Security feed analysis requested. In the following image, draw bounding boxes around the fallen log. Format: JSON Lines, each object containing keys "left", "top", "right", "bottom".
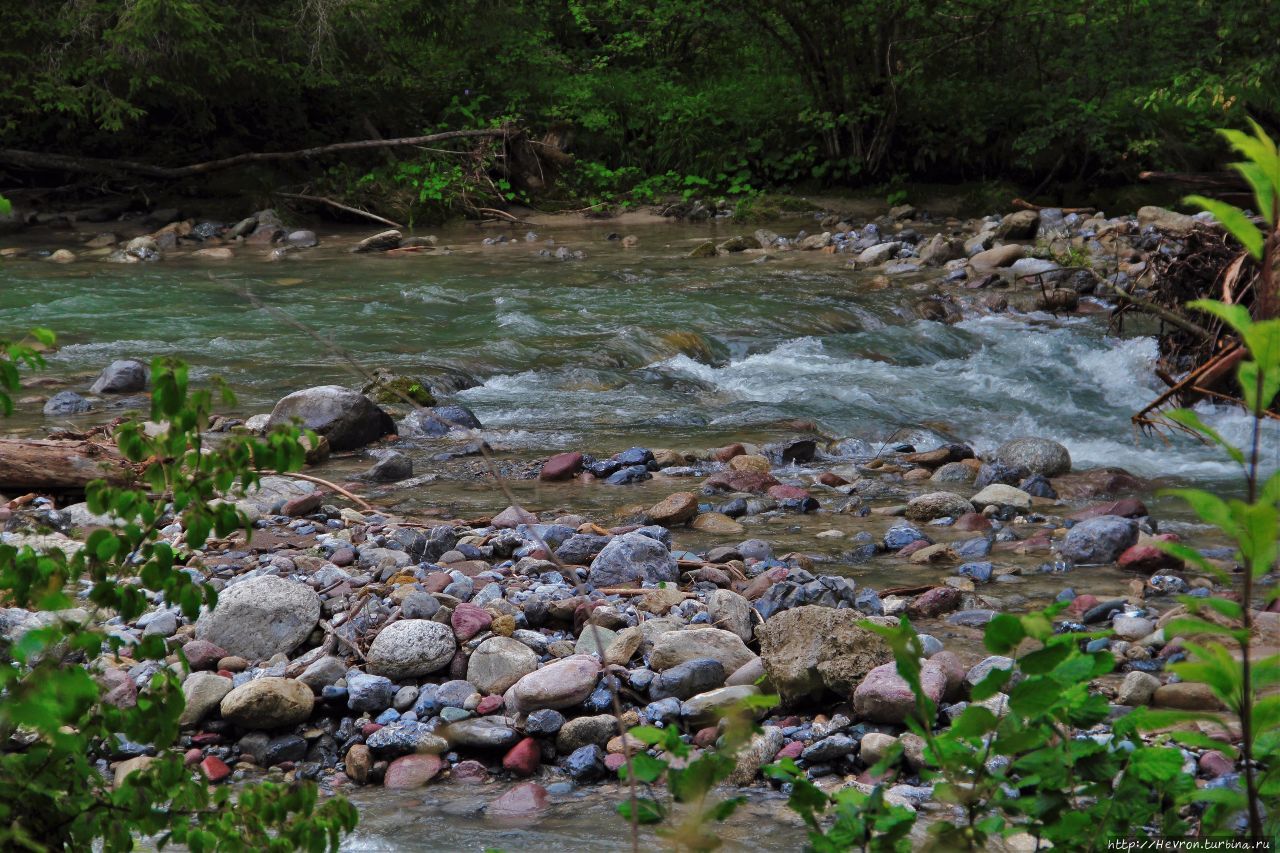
{"left": 0, "top": 438, "right": 135, "bottom": 494}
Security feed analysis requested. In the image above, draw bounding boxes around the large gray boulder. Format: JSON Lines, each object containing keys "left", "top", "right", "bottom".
{"left": 992, "top": 437, "right": 1071, "bottom": 477}
{"left": 266, "top": 385, "right": 394, "bottom": 451}
{"left": 588, "top": 532, "right": 679, "bottom": 587}
{"left": 89, "top": 359, "right": 148, "bottom": 394}
{"left": 366, "top": 619, "right": 456, "bottom": 680}
{"left": 195, "top": 575, "right": 320, "bottom": 661}
{"left": 1060, "top": 515, "right": 1138, "bottom": 564}
{"left": 758, "top": 606, "right": 894, "bottom": 703}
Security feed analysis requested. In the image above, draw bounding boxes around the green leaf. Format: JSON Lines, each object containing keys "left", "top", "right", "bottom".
{"left": 1128, "top": 747, "right": 1184, "bottom": 783}
{"left": 620, "top": 752, "right": 666, "bottom": 784}
{"left": 615, "top": 797, "right": 664, "bottom": 825}
{"left": 983, "top": 613, "right": 1025, "bottom": 655}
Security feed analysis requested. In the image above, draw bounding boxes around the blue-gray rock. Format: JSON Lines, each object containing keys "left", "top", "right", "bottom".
{"left": 588, "top": 532, "right": 679, "bottom": 587}
{"left": 267, "top": 385, "right": 394, "bottom": 452}
{"left": 1060, "top": 515, "right": 1138, "bottom": 564}
{"left": 524, "top": 708, "right": 566, "bottom": 736}
{"left": 605, "top": 465, "right": 651, "bottom": 485}
{"left": 992, "top": 437, "right": 1071, "bottom": 477}
{"left": 347, "top": 673, "right": 396, "bottom": 712}
{"left": 401, "top": 592, "right": 440, "bottom": 620}
{"left": 90, "top": 359, "right": 148, "bottom": 394}
{"left": 974, "top": 462, "right": 1029, "bottom": 489}
{"left": 43, "top": 390, "right": 93, "bottom": 416}
{"left": 854, "top": 588, "right": 884, "bottom": 616}
{"left": 649, "top": 658, "right": 726, "bottom": 701}
{"left": 555, "top": 534, "right": 612, "bottom": 565}
{"left": 436, "top": 679, "right": 478, "bottom": 709}
{"left": 957, "top": 562, "right": 993, "bottom": 583}
{"left": 947, "top": 609, "right": 997, "bottom": 627}
{"left": 412, "top": 683, "right": 441, "bottom": 717}
{"left": 883, "top": 524, "right": 929, "bottom": 550}
{"left": 953, "top": 537, "right": 992, "bottom": 558}
{"left": 442, "top": 716, "right": 520, "bottom": 749}
{"left": 801, "top": 733, "right": 858, "bottom": 763}
{"left": 362, "top": 449, "right": 411, "bottom": 482}
{"left": 643, "top": 697, "right": 682, "bottom": 724}
{"left": 614, "top": 447, "right": 654, "bottom": 466}
{"left": 366, "top": 720, "right": 448, "bottom": 757}
{"left": 565, "top": 744, "right": 607, "bottom": 782}
{"left": 1019, "top": 474, "right": 1057, "bottom": 498}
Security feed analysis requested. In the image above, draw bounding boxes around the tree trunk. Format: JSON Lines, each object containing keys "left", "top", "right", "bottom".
{"left": 0, "top": 439, "right": 135, "bottom": 494}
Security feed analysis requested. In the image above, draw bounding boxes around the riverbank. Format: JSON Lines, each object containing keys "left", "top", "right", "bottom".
{"left": 1, "top": 202, "right": 1274, "bottom": 848}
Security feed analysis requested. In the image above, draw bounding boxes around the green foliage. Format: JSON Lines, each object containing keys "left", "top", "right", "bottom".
{"left": 0, "top": 351, "right": 357, "bottom": 850}
{"left": 765, "top": 760, "right": 915, "bottom": 852}
{"left": 0, "top": 327, "right": 54, "bottom": 416}
{"left": 0, "top": 193, "right": 10, "bottom": 216}
{"left": 615, "top": 694, "right": 778, "bottom": 850}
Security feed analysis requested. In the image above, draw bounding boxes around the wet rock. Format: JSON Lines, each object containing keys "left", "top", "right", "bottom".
{"left": 267, "top": 385, "right": 393, "bottom": 451}
{"left": 90, "top": 359, "right": 149, "bottom": 394}
{"left": 219, "top": 677, "right": 313, "bottom": 728}
{"left": 853, "top": 662, "right": 946, "bottom": 723}
{"left": 43, "top": 391, "right": 93, "bottom": 416}
{"left": 970, "top": 484, "right": 1032, "bottom": 513}
{"left": 905, "top": 492, "right": 973, "bottom": 522}
{"left": 565, "top": 744, "right": 606, "bottom": 782}
{"left": 907, "top": 586, "right": 962, "bottom": 618}
{"left": 884, "top": 524, "right": 929, "bottom": 550}
{"left": 384, "top": 753, "right": 444, "bottom": 788}
{"left": 539, "top": 452, "right": 584, "bottom": 481}
{"left": 352, "top": 229, "right": 402, "bottom": 253}
{"left": 589, "top": 532, "right": 679, "bottom": 587}
{"left": 503, "top": 737, "right": 542, "bottom": 776}
{"left": 365, "top": 721, "right": 448, "bottom": 757}
{"left": 802, "top": 733, "right": 858, "bottom": 763}
{"left": 649, "top": 627, "right": 755, "bottom": 675}
{"left": 366, "top": 619, "right": 457, "bottom": 680}
{"left": 443, "top": 716, "right": 521, "bottom": 749}
{"left": 194, "top": 575, "right": 320, "bottom": 661}
{"left": 1060, "top": 515, "right": 1138, "bottom": 564}
{"left": 690, "top": 513, "right": 745, "bottom": 534}
{"left": 970, "top": 244, "right": 1025, "bottom": 272}
{"left": 645, "top": 492, "right": 699, "bottom": 526}
{"left": 758, "top": 606, "right": 893, "bottom": 703}
{"left": 992, "top": 437, "right": 1071, "bottom": 477}
{"left": 362, "top": 449, "right": 411, "bottom": 482}
{"left": 556, "top": 714, "right": 617, "bottom": 753}
{"left": 505, "top": 655, "right": 601, "bottom": 713}
{"left": 488, "top": 781, "right": 549, "bottom": 820}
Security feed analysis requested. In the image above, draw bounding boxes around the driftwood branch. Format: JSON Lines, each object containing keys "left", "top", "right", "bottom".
{"left": 0, "top": 128, "right": 510, "bottom": 180}
{"left": 0, "top": 438, "right": 136, "bottom": 493}
{"left": 260, "top": 470, "right": 375, "bottom": 512}
{"left": 274, "top": 192, "right": 403, "bottom": 229}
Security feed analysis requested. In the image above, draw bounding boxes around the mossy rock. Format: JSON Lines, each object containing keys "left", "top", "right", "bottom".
{"left": 362, "top": 371, "right": 436, "bottom": 407}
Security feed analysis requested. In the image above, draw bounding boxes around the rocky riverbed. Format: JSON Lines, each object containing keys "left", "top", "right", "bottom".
{"left": 1, "top": 200, "right": 1275, "bottom": 847}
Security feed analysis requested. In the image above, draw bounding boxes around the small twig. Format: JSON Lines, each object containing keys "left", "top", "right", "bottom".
{"left": 319, "top": 619, "right": 365, "bottom": 661}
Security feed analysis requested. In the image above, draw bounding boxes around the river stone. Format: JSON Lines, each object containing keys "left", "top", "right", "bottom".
{"left": 706, "top": 589, "right": 754, "bottom": 642}
{"left": 384, "top": 754, "right": 445, "bottom": 789}
{"left": 996, "top": 209, "right": 1039, "bottom": 239}
{"left": 649, "top": 658, "right": 726, "bottom": 701}
{"left": 992, "top": 437, "right": 1071, "bottom": 477}
{"left": 90, "top": 359, "right": 148, "bottom": 394}
{"left": 853, "top": 662, "right": 946, "bottom": 723}
{"left": 366, "top": 620, "right": 456, "bottom": 680}
{"left": 43, "top": 390, "right": 93, "bottom": 416}
{"left": 1060, "top": 515, "right": 1138, "bottom": 564}
{"left": 970, "top": 243, "right": 1024, "bottom": 271}
{"left": 505, "top": 655, "right": 601, "bottom": 713}
{"left": 468, "top": 637, "right": 539, "bottom": 695}
{"left": 219, "top": 677, "right": 313, "bottom": 728}
{"left": 194, "top": 575, "right": 320, "bottom": 661}
{"left": 970, "top": 483, "right": 1032, "bottom": 512}
{"left": 905, "top": 492, "right": 974, "bottom": 522}
{"left": 682, "top": 684, "right": 762, "bottom": 726}
{"left": 266, "top": 385, "right": 394, "bottom": 451}
{"left": 352, "top": 229, "right": 402, "bottom": 253}
{"left": 645, "top": 492, "right": 699, "bottom": 526}
{"left": 365, "top": 721, "right": 449, "bottom": 757}
{"left": 539, "top": 452, "right": 583, "bottom": 481}
{"left": 758, "top": 606, "right": 894, "bottom": 703}
{"left": 443, "top": 716, "right": 521, "bottom": 749}
{"left": 690, "top": 512, "right": 745, "bottom": 534}
{"left": 298, "top": 655, "right": 347, "bottom": 690}
{"left": 555, "top": 714, "right": 616, "bottom": 753}
{"left": 728, "top": 725, "right": 785, "bottom": 785}
{"left": 347, "top": 673, "right": 396, "bottom": 712}
{"left": 588, "top": 532, "right": 679, "bottom": 587}
{"left": 488, "top": 781, "right": 550, "bottom": 820}
{"left": 649, "top": 627, "right": 755, "bottom": 674}
{"left": 1153, "top": 681, "right": 1224, "bottom": 711}
{"left": 1117, "top": 670, "right": 1161, "bottom": 706}
{"left": 1137, "top": 206, "right": 1199, "bottom": 235}
{"left": 179, "top": 672, "right": 232, "bottom": 726}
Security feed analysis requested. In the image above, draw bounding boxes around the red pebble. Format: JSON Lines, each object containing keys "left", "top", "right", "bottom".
{"left": 693, "top": 727, "right": 719, "bottom": 748}
{"left": 776, "top": 741, "right": 804, "bottom": 759}
{"left": 502, "top": 737, "right": 541, "bottom": 777}
{"left": 476, "top": 694, "right": 505, "bottom": 715}
{"left": 604, "top": 753, "right": 628, "bottom": 772}
{"left": 361, "top": 722, "right": 384, "bottom": 737}
{"left": 200, "top": 756, "right": 231, "bottom": 783}
{"left": 184, "top": 748, "right": 203, "bottom": 765}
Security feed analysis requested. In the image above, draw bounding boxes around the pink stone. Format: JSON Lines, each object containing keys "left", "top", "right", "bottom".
{"left": 101, "top": 670, "right": 137, "bottom": 709}
{"left": 502, "top": 737, "right": 541, "bottom": 777}
{"left": 185, "top": 748, "right": 203, "bottom": 765}
{"left": 1067, "top": 594, "right": 1100, "bottom": 617}
{"left": 776, "top": 741, "right": 804, "bottom": 759}
{"left": 491, "top": 505, "right": 538, "bottom": 529}
{"left": 451, "top": 603, "right": 493, "bottom": 641}
{"left": 200, "top": 755, "right": 231, "bottom": 782}
{"left": 1198, "top": 751, "right": 1234, "bottom": 779}
{"left": 282, "top": 492, "right": 323, "bottom": 517}
{"left": 1070, "top": 498, "right": 1148, "bottom": 521}
{"left": 384, "top": 754, "right": 444, "bottom": 789}
{"left": 702, "top": 471, "right": 780, "bottom": 494}
{"left": 1118, "top": 544, "right": 1181, "bottom": 571}
{"left": 190, "top": 732, "right": 223, "bottom": 746}
{"left": 539, "top": 452, "right": 584, "bottom": 482}
{"left": 767, "top": 484, "right": 811, "bottom": 502}
{"left": 361, "top": 722, "right": 383, "bottom": 737}
{"left": 952, "top": 512, "right": 992, "bottom": 532}
{"left": 424, "top": 572, "right": 452, "bottom": 593}
{"left": 693, "top": 726, "right": 719, "bottom": 748}
{"left": 897, "top": 540, "right": 930, "bottom": 558}
{"left": 477, "top": 694, "right": 505, "bottom": 715}
{"left": 908, "top": 586, "right": 961, "bottom": 618}
{"left": 452, "top": 759, "right": 489, "bottom": 784}
{"left": 182, "top": 639, "right": 229, "bottom": 671}
{"left": 853, "top": 662, "right": 947, "bottom": 724}
{"left": 488, "top": 782, "right": 549, "bottom": 821}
